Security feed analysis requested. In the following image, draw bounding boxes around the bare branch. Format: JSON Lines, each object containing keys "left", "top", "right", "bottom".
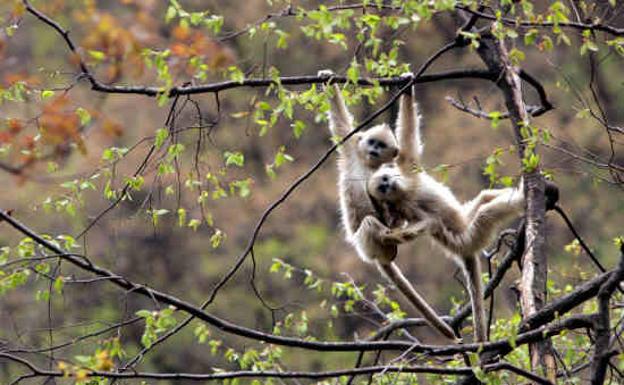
{"left": 457, "top": 5, "right": 624, "bottom": 36}
{"left": 553, "top": 205, "right": 607, "bottom": 273}
{"left": 0, "top": 351, "right": 554, "bottom": 384}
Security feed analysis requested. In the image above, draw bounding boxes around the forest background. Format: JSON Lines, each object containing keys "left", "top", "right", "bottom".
{"left": 0, "top": 1, "right": 623, "bottom": 384}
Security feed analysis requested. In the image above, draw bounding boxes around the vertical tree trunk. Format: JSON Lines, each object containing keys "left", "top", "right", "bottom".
{"left": 475, "top": 35, "right": 557, "bottom": 383}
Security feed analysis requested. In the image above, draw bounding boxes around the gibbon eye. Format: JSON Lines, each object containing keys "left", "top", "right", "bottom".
{"left": 378, "top": 142, "right": 386, "bottom": 149}
{"left": 367, "top": 138, "right": 376, "bottom": 146}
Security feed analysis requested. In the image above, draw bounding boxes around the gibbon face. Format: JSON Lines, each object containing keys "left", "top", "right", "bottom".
{"left": 367, "top": 163, "right": 405, "bottom": 201}
{"left": 355, "top": 124, "right": 399, "bottom": 168}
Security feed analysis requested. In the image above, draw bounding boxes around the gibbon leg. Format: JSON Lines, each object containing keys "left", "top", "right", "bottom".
{"left": 461, "top": 254, "right": 487, "bottom": 343}
{"left": 461, "top": 188, "right": 525, "bottom": 255}
{"left": 377, "top": 261, "right": 459, "bottom": 342}
{"left": 462, "top": 189, "right": 511, "bottom": 221}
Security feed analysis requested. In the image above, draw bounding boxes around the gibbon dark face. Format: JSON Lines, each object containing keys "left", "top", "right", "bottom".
{"left": 367, "top": 164, "right": 404, "bottom": 201}
{"left": 356, "top": 124, "right": 398, "bottom": 168}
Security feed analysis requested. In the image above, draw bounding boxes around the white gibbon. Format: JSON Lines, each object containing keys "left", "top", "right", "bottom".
{"left": 319, "top": 70, "right": 458, "bottom": 341}
{"left": 367, "top": 86, "right": 525, "bottom": 343}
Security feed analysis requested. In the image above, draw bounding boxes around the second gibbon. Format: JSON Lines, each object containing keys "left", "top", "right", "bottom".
{"left": 367, "top": 86, "right": 525, "bottom": 342}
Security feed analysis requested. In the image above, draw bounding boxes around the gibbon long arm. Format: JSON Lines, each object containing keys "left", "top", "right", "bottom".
{"left": 326, "top": 82, "right": 353, "bottom": 139}
{"left": 396, "top": 83, "right": 424, "bottom": 171}
{"left": 378, "top": 261, "right": 458, "bottom": 340}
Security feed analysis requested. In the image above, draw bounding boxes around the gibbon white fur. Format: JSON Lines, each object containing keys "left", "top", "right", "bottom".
{"left": 319, "top": 70, "right": 458, "bottom": 341}
{"left": 367, "top": 86, "right": 525, "bottom": 343}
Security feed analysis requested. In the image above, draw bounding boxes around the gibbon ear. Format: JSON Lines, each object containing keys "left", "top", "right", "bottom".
{"left": 353, "top": 132, "right": 363, "bottom": 141}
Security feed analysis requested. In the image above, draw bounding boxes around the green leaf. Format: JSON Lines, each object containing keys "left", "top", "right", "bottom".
{"left": 204, "top": 15, "right": 224, "bottom": 34}
{"left": 347, "top": 59, "right": 360, "bottom": 83}
{"left": 190, "top": 12, "right": 204, "bottom": 26}
{"left": 540, "top": 36, "right": 554, "bottom": 51}
{"left": 165, "top": 5, "right": 177, "bottom": 23}
{"left": 136, "top": 309, "right": 153, "bottom": 318}
{"left": 177, "top": 208, "right": 186, "bottom": 227}
{"left": 270, "top": 259, "right": 282, "bottom": 273}
{"left": 5, "top": 25, "right": 18, "bottom": 37}
{"left": 210, "top": 229, "right": 225, "bottom": 248}
{"left": 522, "top": 152, "right": 540, "bottom": 172}
{"left": 167, "top": 143, "right": 185, "bottom": 159}
{"left": 88, "top": 50, "right": 105, "bottom": 61}
{"left": 75, "top": 108, "right": 92, "bottom": 126}
{"left": 274, "top": 146, "right": 293, "bottom": 167}
{"left": 227, "top": 66, "right": 245, "bottom": 84}
{"left": 125, "top": 175, "right": 144, "bottom": 191}
{"left": 230, "top": 179, "right": 252, "bottom": 198}
{"left": 47, "top": 161, "right": 58, "bottom": 173}
{"left": 488, "top": 111, "right": 502, "bottom": 129}
{"left": 223, "top": 151, "right": 244, "bottom": 167}
{"left": 291, "top": 120, "right": 306, "bottom": 139}
{"left": 154, "top": 128, "right": 168, "bottom": 149}
{"left": 150, "top": 209, "right": 169, "bottom": 225}
{"left": 524, "top": 29, "right": 539, "bottom": 46}
{"left": 157, "top": 92, "right": 170, "bottom": 107}
{"left": 275, "top": 29, "right": 289, "bottom": 49}
{"left": 508, "top": 48, "right": 525, "bottom": 65}
{"left": 188, "top": 219, "right": 201, "bottom": 231}
{"left": 41, "top": 90, "right": 55, "bottom": 99}
{"left": 54, "top": 277, "right": 64, "bottom": 293}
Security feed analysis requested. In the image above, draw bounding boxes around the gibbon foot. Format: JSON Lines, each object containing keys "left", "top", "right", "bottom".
{"left": 381, "top": 230, "right": 414, "bottom": 245}
{"left": 380, "top": 220, "right": 431, "bottom": 245}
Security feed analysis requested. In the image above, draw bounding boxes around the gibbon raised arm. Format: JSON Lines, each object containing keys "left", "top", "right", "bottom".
{"left": 395, "top": 85, "right": 424, "bottom": 171}
{"left": 367, "top": 86, "right": 525, "bottom": 343}
{"left": 319, "top": 70, "right": 458, "bottom": 341}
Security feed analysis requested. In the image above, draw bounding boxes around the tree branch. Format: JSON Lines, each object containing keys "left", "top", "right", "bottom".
{"left": 554, "top": 205, "right": 607, "bottom": 273}
{"left": 456, "top": 5, "right": 624, "bottom": 36}
{"left": 590, "top": 245, "right": 624, "bottom": 384}
{"left": 0, "top": 210, "right": 607, "bottom": 357}
{"left": 21, "top": 0, "right": 495, "bottom": 97}
{"left": 0, "top": 351, "right": 554, "bottom": 384}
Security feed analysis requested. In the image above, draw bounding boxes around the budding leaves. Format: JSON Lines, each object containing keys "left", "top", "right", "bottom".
{"left": 224, "top": 151, "right": 244, "bottom": 167}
